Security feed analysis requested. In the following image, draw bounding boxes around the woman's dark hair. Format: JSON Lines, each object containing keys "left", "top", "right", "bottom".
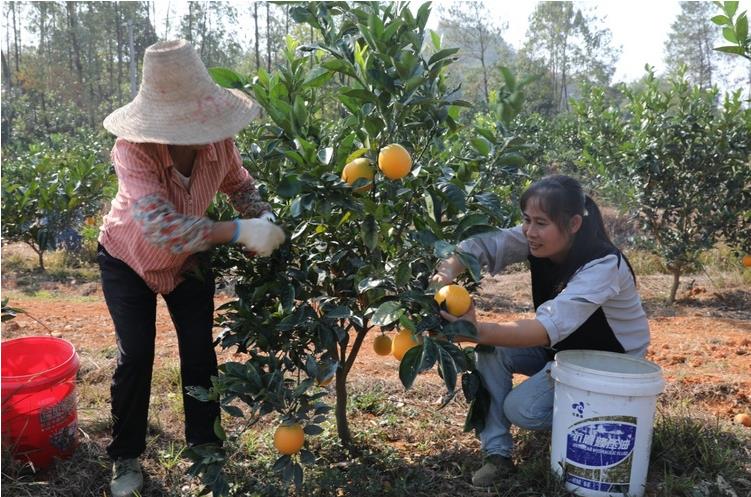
{"left": 520, "top": 174, "right": 636, "bottom": 285}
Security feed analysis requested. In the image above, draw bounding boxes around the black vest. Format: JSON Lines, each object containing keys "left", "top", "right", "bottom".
{"left": 530, "top": 250, "right": 625, "bottom": 354}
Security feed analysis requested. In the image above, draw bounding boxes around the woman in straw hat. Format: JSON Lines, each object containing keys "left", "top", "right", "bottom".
{"left": 98, "top": 39, "right": 285, "bottom": 497}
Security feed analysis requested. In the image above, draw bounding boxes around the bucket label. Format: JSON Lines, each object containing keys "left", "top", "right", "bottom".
{"left": 49, "top": 420, "right": 77, "bottom": 452}
{"left": 39, "top": 390, "right": 76, "bottom": 431}
{"left": 564, "top": 415, "right": 637, "bottom": 493}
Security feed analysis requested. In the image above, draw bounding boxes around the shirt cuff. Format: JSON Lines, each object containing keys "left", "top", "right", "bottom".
{"left": 536, "top": 314, "right": 560, "bottom": 347}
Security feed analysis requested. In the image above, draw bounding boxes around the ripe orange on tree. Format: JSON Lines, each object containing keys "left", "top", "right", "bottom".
{"left": 742, "top": 255, "right": 751, "bottom": 268}
{"left": 391, "top": 329, "right": 420, "bottom": 361}
{"left": 434, "top": 284, "right": 472, "bottom": 317}
{"left": 378, "top": 143, "right": 412, "bottom": 180}
{"left": 273, "top": 423, "right": 305, "bottom": 455}
{"left": 373, "top": 334, "right": 392, "bottom": 356}
{"left": 341, "top": 157, "right": 374, "bottom": 192}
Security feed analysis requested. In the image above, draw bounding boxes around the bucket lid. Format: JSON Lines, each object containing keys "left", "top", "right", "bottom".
{"left": 1, "top": 336, "right": 80, "bottom": 397}
{"left": 550, "top": 350, "right": 664, "bottom": 396}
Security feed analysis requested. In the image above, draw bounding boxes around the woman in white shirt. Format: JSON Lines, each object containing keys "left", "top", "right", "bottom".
{"left": 433, "top": 174, "right": 649, "bottom": 487}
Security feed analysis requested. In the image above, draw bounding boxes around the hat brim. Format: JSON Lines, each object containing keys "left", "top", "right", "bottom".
{"left": 103, "top": 88, "right": 260, "bottom": 145}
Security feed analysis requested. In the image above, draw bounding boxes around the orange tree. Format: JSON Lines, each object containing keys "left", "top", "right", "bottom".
{"left": 189, "top": 2, "right": 529, "bottom": 493}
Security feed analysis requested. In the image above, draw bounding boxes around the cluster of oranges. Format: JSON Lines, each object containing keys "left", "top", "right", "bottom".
{"left": 341, "top": 143, "right": 413, "bottom": 191}
{"left": 272, "top": 284, "right": 473, "bottom": 455}
{"left": 372, "top": 284, "right": 472, "bottom": 360}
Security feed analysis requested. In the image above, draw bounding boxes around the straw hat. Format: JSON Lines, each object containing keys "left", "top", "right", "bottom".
{"left": 103, "top": 39, "right": 259, "bottom": 145}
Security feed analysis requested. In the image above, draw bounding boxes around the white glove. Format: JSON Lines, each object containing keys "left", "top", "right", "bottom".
{"left": 234, "top": 218, "right": 286, "bottom": 256}
{"left": 258, "top": 211, "right": 277, "bottom": 223}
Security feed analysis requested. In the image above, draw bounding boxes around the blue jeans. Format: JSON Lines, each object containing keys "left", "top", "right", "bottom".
{"left": 476, "top": 346, "right": 555, "bottom": 457}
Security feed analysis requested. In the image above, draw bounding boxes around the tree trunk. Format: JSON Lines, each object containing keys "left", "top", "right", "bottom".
{"left": 66, "top": 2, "right": 84, "bottom": 85}
{"left": 669, "top": 268, "right": 681, "bottom": 304}
{"left": 254, "top": 3, "right": 260, "bottom": 71}
{"left": 1, "top": 50, "right": 11, "bottom": 90}
{"left": 11, "top": 2, "right": 20, "bottom": 72}
{"left": 266, "top": 2, "right": 271, "bottom": 72}
{"left": 188, "top": 3, "right": 194, "bottom": 44}
{"left": 334, "top": 371, "right": 353, "bottom": 449}
{"left": 114, "top": 2, "right": 124, "bottom": 104}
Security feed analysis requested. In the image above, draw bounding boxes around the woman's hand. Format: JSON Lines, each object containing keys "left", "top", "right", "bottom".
{"left": 234, "top": 218, "right": 286, "bottom": 256}
{"left": 430, "top": 255, "right": 465, "bottom": 289}
{"left": 439, "top": 303, "right": 479, "bottom": 343}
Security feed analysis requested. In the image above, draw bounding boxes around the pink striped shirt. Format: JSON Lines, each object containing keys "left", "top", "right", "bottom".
{"left": 99, "top": 138, "right": 270, "bottom": 294}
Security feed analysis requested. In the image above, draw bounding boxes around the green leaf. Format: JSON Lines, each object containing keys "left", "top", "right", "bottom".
{"left": 361, "top": 215, "right": 378, "bottom": 250}
{"left": 470, "top": 137, "right": 492, "bottom": 156}
{"left": 303, "top": 424, "right": 324, "bottom": 435}
{"left": 418, "top": 338, "right": 439, "bottom": 372}
{"left": 497, "top": 152, "right": 526, "bottom": 168}
{"left": 345, "top": 148, "right": 369, "bottom": 164}
{"left": 711, "top": 14, "right": 731, "bottom": 25}
{"left": 735, "top": 13, "right": 748, "bottom": 43}
{"left": 398, "top": 314, "right": 416, "bottom": 333}
{"left": 428, "top": 48, "right": 459, "bottom": 66}
{"left": 277, "top": 175, "right": 302, "bottom": 198}
{"left": 213, "top": 417, "right": 227, "bottom": 441}
{"left": 723, "top": 26, "right": 738, "bottom": 43}
{"left": 430, "top": 29, "right": 441, "bottom": 50}
{"left": 442, "top": 320, "right": 477, "bottom": 339}
{"left": 357, "top": 277, "right": 387, "bottom": 293}
{"left": 499, "top": 66, "right": 516, "bottom": 89}
{"left": 208, "top": 67, "right": 245, "bottom": 89}
{"left": 372, "top": 301, "right": 403, "bottom": 326}
{"left": 341, "top": 88, "right": 379, "bottom": 103}
{"left": 715, "top": 45, "right": 747, "bottom": 55}
{"left": 317, "top": 147, "right": 334, "bottom": 165}
{"left": 322, "top": 59, "right": 356, "bottom": 77}
{"left": 455, "top": 251, "right": 482, "bottom": 282}
{"left": 438, "top": 347, "right": 458, "bottom": 393}
{"left": 399, "top": 344, "right": 423, "bottom": 389}
{"left": 303, "top": 66, "right": 334, "bottom": 88}
{"left": 724, "top": 1, "right": 739, "bottom": 18}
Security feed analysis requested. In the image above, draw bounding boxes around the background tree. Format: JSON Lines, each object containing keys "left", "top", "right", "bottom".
{"left": 517, "top": 2, "right": 619, "bottom": 114}
{"left": 575, "top": 68, "right": 751, "bottom": 303}
{"left": 436, "top": 1, "right": 514, "bottom": 107}
{"left": 665, "top": 1, "right": 726, "bottom": 89}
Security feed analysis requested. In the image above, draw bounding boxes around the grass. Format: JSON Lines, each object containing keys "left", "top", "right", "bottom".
{"left": 3, "top": 363, "right": 749, "bottom": 497}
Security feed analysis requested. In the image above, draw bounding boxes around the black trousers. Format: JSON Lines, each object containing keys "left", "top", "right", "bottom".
{"left": 97, "top": 244, "right": 220, "bottom": 460}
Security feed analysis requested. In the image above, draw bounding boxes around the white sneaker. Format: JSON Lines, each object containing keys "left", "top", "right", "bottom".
{"left": 110, "top": 458, "right": 143, "bottom": 497}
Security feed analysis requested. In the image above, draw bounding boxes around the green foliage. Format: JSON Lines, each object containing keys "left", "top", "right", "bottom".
{"left": 1, "top": 134, "right": 116, "bottom": 270}
{"left": 192, "top": 2, "right": 530, "bottom": 493}
{"left": 575, "top": 67, "right": 751, "bottom": 301}
{"left": 712, "top": 1, "right": 751, "bottom": 59}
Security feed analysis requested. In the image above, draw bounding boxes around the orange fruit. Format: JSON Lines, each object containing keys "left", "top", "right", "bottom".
{"left": 373, "top": 334, "right": 392, "bottom": 356}
{"left": 273, "top": 423, "right": 305, "bottom": 455}
{"left": 734, "top": 413, "right": 751, "bottom": 427}
{"left": 341, "top": 158, "right": 374, "bottom": 192}
{"left": 742, "top": 255, "right": 751, "bottom": 268}
{"left": 434, "top": 284, "right": 472, "bottom": 317}
{"left": 392, "top": 329, "right": 420, "bottom": 361}
{"left": 378, "top": 143, "right": 412, "bottom": 180}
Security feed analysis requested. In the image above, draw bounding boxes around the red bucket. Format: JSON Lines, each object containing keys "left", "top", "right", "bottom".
{"left": 1, "top": 336, "right": 80, "bottom": 469}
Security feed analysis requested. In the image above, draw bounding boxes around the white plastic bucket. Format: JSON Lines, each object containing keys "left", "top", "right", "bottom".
{"left": 550, "top": 350, "right": 665, "bottom": 497}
